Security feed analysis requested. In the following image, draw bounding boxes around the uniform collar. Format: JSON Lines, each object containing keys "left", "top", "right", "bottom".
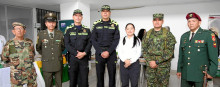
{"left": 47, "top": 29, "right": 55, "bottom": 34}
{"left": 100, "top": 18, "right": 112, "bottom": 24}
{"left": 190, "top": 27, "right": 199, "bottom": 35}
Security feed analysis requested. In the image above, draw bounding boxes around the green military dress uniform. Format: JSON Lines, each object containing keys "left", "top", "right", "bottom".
{"left": 1, "top": 38, "right": 37, "bottom": 87}
{"left": 142, "top": 27, "right": 176, "bottom": 87}
{"left": 177, "top": 28, "right": 218, "bottom": 86}
{"left": 36, "top": 29, "right": 64, "bottom": 87}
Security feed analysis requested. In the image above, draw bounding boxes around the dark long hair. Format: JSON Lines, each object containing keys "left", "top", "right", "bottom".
{"left": 123, "top": 23, "right": 140, "bottom": 48}
{"left": 137, "top": 29, "right": 146, "bottom": 41}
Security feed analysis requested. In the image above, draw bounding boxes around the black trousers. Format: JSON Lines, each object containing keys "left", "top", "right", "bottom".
{"left": 95, "top": 51, "right": 117, "bottom": 87}
{"left": 120, "top": 60, "right": 140, "bottom": 87}
{"left": 68, "top": 55, "right": 89, "bottom": 87}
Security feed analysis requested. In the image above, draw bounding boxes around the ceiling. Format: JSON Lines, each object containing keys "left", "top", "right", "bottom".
{"left": 0, "top": 0, "right": 218, "bottom": 12}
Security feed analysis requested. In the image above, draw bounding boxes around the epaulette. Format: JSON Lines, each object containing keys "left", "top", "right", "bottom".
{"left": 56, "top": 29, "right": 63, "bottom": 34}
{"left": 202, "top": 29, "right": 209, "bottom": 32}
{"left": 93, "top": 19, "right": 102, "bottom": 25}
{"left": 111, "top": 19, "right": 118, "bottom": 26}
{"left": 82, "top": 25, "right": 89, "bottom": 29}
{"left": 92, "top": 19, "right": 102, "bottom": 30}
{"left": 64, "top": 25, "right": 74, "bottom": 34}
{"left": 25, "top": 38, "right": 33, "bottom": 43}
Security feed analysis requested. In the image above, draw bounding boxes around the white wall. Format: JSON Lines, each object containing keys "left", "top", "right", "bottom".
{"left": 60, "top": 1, "right": 90, "bottom": 27}
{"left": 90, "top": 1, "right": 220, "bottom": 70}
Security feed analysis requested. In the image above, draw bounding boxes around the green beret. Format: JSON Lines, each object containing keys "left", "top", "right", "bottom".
{"left": 12, "top": 22, "right": 26, "bottom": 29}
{"left": 101, "top": 5, "right": 110, "bottom": 11}
{"left": 73, "top": 9, "right": 83, "bottom": 15}
{"left": 153, "top": 13, "right": 164, "bottom": 20}
{"left": 44, "top": 13, "right": 57, "bottom": 22}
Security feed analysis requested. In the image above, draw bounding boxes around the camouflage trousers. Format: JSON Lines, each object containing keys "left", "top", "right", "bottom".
{"left": 145, "top": 66, "right": 170, "bottom": 87}
{"left": 11, "top": 82, "right": 37, "bottom": 87}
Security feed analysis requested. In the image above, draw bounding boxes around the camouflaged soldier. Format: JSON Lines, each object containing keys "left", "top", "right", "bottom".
{"left": 1, "top": 22, "right": 37, "bottom": 87}
{"left": 142, "top": 13, "right": 176, "bottom": 87}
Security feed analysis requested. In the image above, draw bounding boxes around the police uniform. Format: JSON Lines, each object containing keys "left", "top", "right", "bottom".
{"left": 64, "top": 9, "right": 92, "bottom": 87}
{"left": 142, "top": 13, "right": 176, "bottom": 87}
{"left": 1, "top": 22, "right": 37, "bottom": 87}
{"left": 91, "top": 5, "right": 120, "bottom": 87}
{"left": 177, "top": 12, "right": 218, "bottom": 87}
{"left": 36, "top": 13, "right": 65, "bottom": 87}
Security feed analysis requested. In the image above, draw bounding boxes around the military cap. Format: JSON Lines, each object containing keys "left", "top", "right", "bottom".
{"left": 101, "top": 5, "right": 110, "bottom": 11}
{"left": 73, "top": 9, "right": 83, "bottom": 15}
{"left": 44, "top": 12, "right": 57, "bottom": 22}
{"left": 153, "top": 13, "right": 164, "bottom": 20}
{"left": 12, "top": 22, "right": 26, "bottom": 29}
{"left": 186, "top": 12, "right": 201, "bottom": 21}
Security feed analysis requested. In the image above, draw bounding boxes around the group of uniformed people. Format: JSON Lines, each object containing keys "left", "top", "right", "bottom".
{"left": 0, "top": 4, "right": 219, "bottom": 87}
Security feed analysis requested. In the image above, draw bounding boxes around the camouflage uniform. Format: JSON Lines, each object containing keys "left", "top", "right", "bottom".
{"left": 142, "top": 27, "right": 176, "bottom": 87}
{"left": 1, "top": 38, "right": 37, "bottom": 87}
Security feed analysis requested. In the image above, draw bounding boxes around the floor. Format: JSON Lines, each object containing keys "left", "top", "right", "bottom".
{"left": 61, "top": 63, "right": 220, "bottom": 87}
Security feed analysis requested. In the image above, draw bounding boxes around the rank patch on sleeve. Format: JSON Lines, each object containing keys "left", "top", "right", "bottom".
{"left": 211, "top": 33, "right": 216, "bottom": 41}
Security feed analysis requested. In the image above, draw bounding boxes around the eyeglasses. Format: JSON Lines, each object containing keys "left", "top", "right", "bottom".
{"left": 14, "top": 27, "right": 25, "bottom": 30}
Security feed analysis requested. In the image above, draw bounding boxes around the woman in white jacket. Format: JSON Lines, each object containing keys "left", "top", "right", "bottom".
{"left": 118, "top": 23, "right": 141, "bottom": 87}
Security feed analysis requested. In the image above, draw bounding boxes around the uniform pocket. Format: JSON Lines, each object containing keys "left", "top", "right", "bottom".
{"left": 9, "top": 45, "right": 17, "bottom": 54}
{"left": 194, "top": 43, "right": 205, "bottom": 55}
{"left": 194, "top": 43, "right": 205, "bottom": 48}
{"left": 9, "top": 54, "right": 20, "bottom": 66}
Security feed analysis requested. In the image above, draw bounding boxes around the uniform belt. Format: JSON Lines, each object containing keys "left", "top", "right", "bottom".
{"left": 101, "top": 47, "right": 109, "bottom": 51}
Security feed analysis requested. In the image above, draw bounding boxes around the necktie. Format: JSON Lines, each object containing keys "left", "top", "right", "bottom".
{"left": 50, "top": 33, "right": 53, "bottom": 39}
{"left": 190, "top": 33, "right": 195, "bottom": 41}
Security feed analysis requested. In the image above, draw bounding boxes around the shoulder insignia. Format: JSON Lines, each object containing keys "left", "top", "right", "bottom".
{"left": 64, "top": 25, "right": 74, "bottom": 34}
{"left": 110, "top": 19, "right": 118, "bottom": 26}
{"left": 211, "top": 33, "right": 216, "bottom": 41}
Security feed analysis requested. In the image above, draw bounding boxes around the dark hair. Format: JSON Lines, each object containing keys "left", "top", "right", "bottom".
{"left": 123, "top": 23, "right": 140, "bottom": 48}
{"left": 137, "top": 29, "right": 146, "bottom": 41}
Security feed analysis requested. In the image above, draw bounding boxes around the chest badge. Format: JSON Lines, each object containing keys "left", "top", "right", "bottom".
{"left": 83, "top": 29, "right": 86, "bottom": 33}
{"left": 42, "top": 39, "right": 48, "bottom": 43}
{"left": 111, "top": 24, "right": 114, "bottom": 27}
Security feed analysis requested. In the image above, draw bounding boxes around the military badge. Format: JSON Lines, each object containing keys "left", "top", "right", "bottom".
{"left": 111, "top": 24, "right": 114, "bottom": 27}
{"left": 42, "top": 39, "right": 48, "bottom": 43}
{"left": 201, "top": 40, "right": 204, "bottom": 43}
{"left": 195, "top": 40, "right": 198, "bottom": 43}
{"left": 198, "top": 40, "right": 201, "bottom": 43}
{"left": 211, "top": 33, "right": 216, "bottom": 41}
{"left": 189, "top": 14, "right": 193, "bottom": 17}
{"left": 83, "top": 29, "right": 86, "bottom": 33}
{"left": 213, "top": 42, "right": 217, "bottom": 48}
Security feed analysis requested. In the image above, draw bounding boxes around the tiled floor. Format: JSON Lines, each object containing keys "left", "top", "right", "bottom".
{"left": 33, "top": 55, "right": 219, "bottom": 87}
{"left": 61, "top": 63, "right": 219, "bottom": 87}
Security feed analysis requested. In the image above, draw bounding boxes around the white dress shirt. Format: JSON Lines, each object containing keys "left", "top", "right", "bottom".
{"left": 117, "top": 36, "right": 141, "bottom": 64}
{"left": 189, "top": 28, "right": 199, "bottom": 40}
{"left": 47, "top": 29, "right": 54, "bottom": 38}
